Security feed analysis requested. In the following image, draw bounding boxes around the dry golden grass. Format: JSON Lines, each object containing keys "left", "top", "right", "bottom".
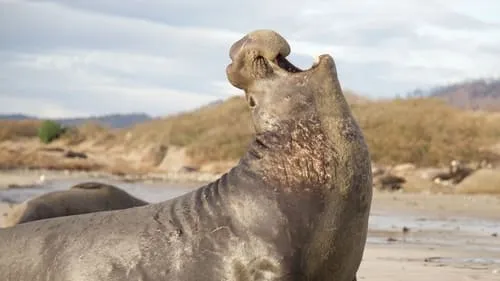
{"left": 59, "top": 121, "right": 117, "bottom": 146}
{"left": 3, "top": 93, "right": 500, "bottom": 169}
{"left": 0, "top": 120, "right": 42, "bottom": 141}
{"left": 121, "top": 96, "right": 254, "bottom": 165}
{"left": 123, "top": 95, "right": 500, "bottom": 167}
{"left": 0, "top": 119, "right": 116, "bottom": 146}
{"left": 0, "top": 148, "right": 102, "bottom": 171}
{"left": 351, "top": 97, "right": 500, "bottom": 166}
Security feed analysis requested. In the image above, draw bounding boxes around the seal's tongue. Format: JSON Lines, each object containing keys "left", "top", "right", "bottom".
{"left": 229, "top": 29, "right": 291, "bottom": 62}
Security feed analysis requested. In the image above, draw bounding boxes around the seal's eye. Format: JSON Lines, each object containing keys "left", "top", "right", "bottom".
{"left": 248, "top": 96, "right": 257, "bottom": 108}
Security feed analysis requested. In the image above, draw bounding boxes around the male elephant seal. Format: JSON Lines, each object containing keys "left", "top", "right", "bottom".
{"left": 0, "top": 30, "right": 372, "bottom": 281}
{"left": 1, "top": 182, "right": 148, "bottom": 228}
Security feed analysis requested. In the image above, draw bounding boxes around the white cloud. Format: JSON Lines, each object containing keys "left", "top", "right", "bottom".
{"left": 209, "top": 81, "right": 241, "bottom": 98}
{"left": 0, "top": 50, "right": 225, "bottom": 117}
{"left": 0, "top": 95, "right": 89, "bottom": 118}
{"left": 85, "top": 85, "right": 223, "bottom": 116}
{"left": 0, "top": 0, "right": 499, "bottom": 117}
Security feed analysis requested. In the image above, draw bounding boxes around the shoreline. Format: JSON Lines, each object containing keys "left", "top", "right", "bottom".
{"left": 0, "top": 168, "right": 219, "bottom": 190}
{"left": 2, "top": 167, "right": 500, "bottom": 196}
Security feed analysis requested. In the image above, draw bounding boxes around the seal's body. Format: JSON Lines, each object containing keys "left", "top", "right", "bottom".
{"left": 0, "top": 30, "right": 372, "bottom": 281}
{"left": 1, "top": 167, "right": 316, "bottom": 280}
{"left": 1, "top": 182, "right": 148, "bottom": 227}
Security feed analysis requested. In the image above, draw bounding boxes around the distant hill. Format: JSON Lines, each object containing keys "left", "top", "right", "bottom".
{"left": 0, "top": 113, "right": 153, "bottom": 129}
{"left": 0, "top": 114, "right": 33, "bottom": 121}
{"left": 406, "top": 78, "right": 500, "bottom": 111}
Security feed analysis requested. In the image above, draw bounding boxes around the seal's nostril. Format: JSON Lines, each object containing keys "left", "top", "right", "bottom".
{"left": 248, "top": 96, "right": 257, "bottom": 108}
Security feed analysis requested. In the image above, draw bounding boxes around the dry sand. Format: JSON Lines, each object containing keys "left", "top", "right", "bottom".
{"left": 0, "top": 173, "right": 499, "bottom": 280}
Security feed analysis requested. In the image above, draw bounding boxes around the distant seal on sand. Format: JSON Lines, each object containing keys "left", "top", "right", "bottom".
{"left": 1, "top": 182, "right": 148, "bottom": 228}
{"left": 0, "top": 29, "right": 372, "bottom": 281}
{"left": 432, "top": 159, "right": 476, "bottom": 185}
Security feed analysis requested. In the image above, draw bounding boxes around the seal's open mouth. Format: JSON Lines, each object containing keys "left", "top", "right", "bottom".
{"left": 273, "top": 54, "right": 303, "bottom": 73}
{"left": 271, "top": 53, "right": 329, "bottom": 75}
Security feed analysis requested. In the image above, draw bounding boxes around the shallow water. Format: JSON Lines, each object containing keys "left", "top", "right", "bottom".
{"left": 0, "top": 177, "right": 196, "bottom": 204}
{"left": 1, "top": 177, "right": 499, "bottom": 266}
{"left": 369, "top": 210, "right": 500, "bottom": 235}
{"left": 375, "top": 255, "right": 500, "bottom": 271}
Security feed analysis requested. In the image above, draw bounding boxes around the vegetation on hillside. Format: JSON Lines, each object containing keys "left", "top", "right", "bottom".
{"left": 123, "top": 95, "right": 500, "bottom": 167}
{"left": 121, "top": 96, "right": 254, "bottom": 164}
{"left": 351, "top": 97, "right": 500, "bottom": 165}
{"left": 0, "top": 119, "right": 114, "bottom": 145}
{"left": 0, "top": 120, "right": 42, "bottom": 141}
{"left": 2, "top": 94, "right": 500, "bottom": 168}
{"left": 59, "top": 121, "right": 116, "bottom": 146}
{"left": 38, "top": 120, "right": 65, "bottom": 144}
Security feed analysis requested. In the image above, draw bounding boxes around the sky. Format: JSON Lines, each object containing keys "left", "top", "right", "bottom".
{"left": 1, "top": 0, "right": 499, "bottom": 118}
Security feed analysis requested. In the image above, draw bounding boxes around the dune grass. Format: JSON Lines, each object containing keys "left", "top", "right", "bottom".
{"left": 58, "top": 121, "right": 117, "bottom": 146}
{"left": 121, "top": 95, "right": 500, "bottom": 167}
{"left": 0, "top": 120, "right": 42, "bottom": 141}
{"left": 0, "top": 148, "right": 102, "bottom": 171}
{"left": 3, "top": 94, "right": 500, "bottom": 168}
{"left": 120, "top": 96, "right": 254, "bottom": 164}
{"left": 0, "top": 119, "right": 116, "bottom": 146}
{"left": 351, "top": 97, "right": 500, "bottom": 166}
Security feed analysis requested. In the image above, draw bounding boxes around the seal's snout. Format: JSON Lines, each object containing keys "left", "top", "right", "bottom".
{"left": 229, "top": 30, "right": 291, "bottom": 62}
{"left": 226, "top": 29, "right": 297, "bottom": 90}
{"left": 229, "top": 35, "right": 249, "bottom": 61}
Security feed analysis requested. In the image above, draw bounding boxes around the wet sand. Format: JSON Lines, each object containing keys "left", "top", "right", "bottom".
{"left": 360, "top": 243, "right": 499, "bottom": 280}
{"left": 359, "top": 192, "right": 500, "bottom": 280}
{"left": 1, "top": 176, "right": 499, "bottom": 280}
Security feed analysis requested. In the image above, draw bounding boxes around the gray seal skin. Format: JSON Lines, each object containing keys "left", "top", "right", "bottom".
{"left": 0, "top": 29, "right": 372, "bottom": 281}
{"left": 1, "top": 182, "right": 149, "bottom": 228}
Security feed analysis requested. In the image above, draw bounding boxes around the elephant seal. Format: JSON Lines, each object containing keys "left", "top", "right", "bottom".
{"left": 432, "top": 159, "right": 476, "bottom": 185}
{"left": 1, "top": 182, "right": 148, "bottom": 228}
{"left": 0, "top": 29, "right": 372, "bottom": 281}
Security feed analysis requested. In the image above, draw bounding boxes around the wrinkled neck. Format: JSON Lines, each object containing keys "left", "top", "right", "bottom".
{"left": 314, "top": 73, "right": 360, "bottom": 147}
{"left": 312, "top": 78, "right": 372, "bottom": 196}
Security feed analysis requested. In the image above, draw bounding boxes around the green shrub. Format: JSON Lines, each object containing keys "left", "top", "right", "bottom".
{"left": 38, "top": 120, "right": 64, "bottom": 144}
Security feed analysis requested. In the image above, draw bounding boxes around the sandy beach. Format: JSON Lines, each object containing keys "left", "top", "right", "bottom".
{"left": 360, "top": 243, "right": 499, "bottom": 280}
{"left": 1, "top": 171, "right": 499, "bottom": 280}
{"left": 359, "top": 192, "right": 500, "bottom": 280}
